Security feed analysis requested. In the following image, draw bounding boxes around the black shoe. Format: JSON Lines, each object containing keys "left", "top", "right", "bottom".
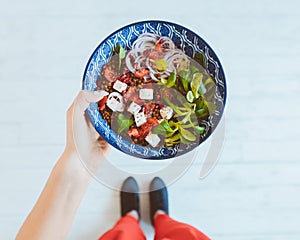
{"left": 149, "top": 177, "right": 169, "bottom": 226}
{"left": 120, "top": 176, "right": 140, "bottom": 220}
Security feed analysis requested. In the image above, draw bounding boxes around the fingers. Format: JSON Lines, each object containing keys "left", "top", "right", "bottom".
{"left": 75, "top": 90, "right": 109, "bottom": 113}
{"left": 66, "top": 89, "right": 108, "bottom": 138}
{"left": 84, "top": 90, "right": 109, "bottom": 102}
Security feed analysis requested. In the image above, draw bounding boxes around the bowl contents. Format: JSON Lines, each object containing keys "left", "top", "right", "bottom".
{"left": 95, "top": 33, "right": 217, "bottom": 148}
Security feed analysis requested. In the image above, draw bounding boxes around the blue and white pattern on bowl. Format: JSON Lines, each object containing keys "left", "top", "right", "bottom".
{"left": 82, "top": 20, "right": 226, "bottom": 160}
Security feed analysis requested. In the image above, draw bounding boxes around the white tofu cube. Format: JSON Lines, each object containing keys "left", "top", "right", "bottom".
{"left": 113, "top": 80, "right": 128, "bottom": 93}
{"left": 107, "top": 92, "right": 124, "bottom": 112}
{"left": 139, "top": 88, "right": 153, "bottom": 100}
{"left": 160, "top": 106, "right": 173, "bottom": 120}
{"left": 127, "top": 102, "right": 141, "bottom": 115}
{"left": 145, "top": 133, "right": 161, "bottom": 147}
{"left": 134, "top": 112, "right": 147, "bottom": 127}
{"left": 107, "top": 97, "right": 124, "bottom": 112}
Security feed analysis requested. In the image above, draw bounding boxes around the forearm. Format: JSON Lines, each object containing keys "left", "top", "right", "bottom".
{"left": 16, "top": 90, "right": 108, "bottom": 240}
{"left": 16, "top": 150, "right": 92, "bottom": 240}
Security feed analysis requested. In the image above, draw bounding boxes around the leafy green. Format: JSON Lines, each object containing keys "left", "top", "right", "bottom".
{"left": 195, "top": 96, "right": 205, "bottom": 109}
{"left": 157, "top": 62, "right": 217, "bottom": 146}
{"left": 161, "top": 78, "right": 168, "bottom": 85}
{"left": 203, "top": 76, "right": 214, "bottom": 87}
{"left": 198, "top": 81, "right": 206, "bottom": 95}
{"left": 164, "top": 97, "right": 196, "bottom": 125}
{"left": 164, "top": 120, "right": 197, "bottom": 144}
{"left": 194, "top": 126, "right": 205, "bottom": 134}
{"left": 181, "top": 113, "right": 192, "bottom": 124}
{"left": 206, "top": 101, "right": 216, "bottom": 114}
{"left": 163, "top": 97, "right": 184, "bottom": 116}
{"left": 157, "top": 106, "right": 198, "bottom": 145}
{"left": 203, "top": 77, "right": 216, "bottom": 101}
{"left": 179, "top": 70, "right": 191, "bottom": 81}
{"left": 180, "top": 121, "right": 198, "bottom": 128}
{"left": 152, "top": 120, "right": 178, "bottom": 137}
{"left": 180, "top": 135, "right": 192, "bottom": 145}
{"left": 193, "top": 52, "right": 206, "bottom": 68}
{"left": 117, "top": 114, "right": 133, "bottom": 133}
{"left": 181, "top": 76, "right": 190, "bottom": 92}
{"left": 152, "top": 124, "right": 167, "bottom": 136}
{"left": 190, "top": 72, "right": 203, "bottom": 99}
{"left": 118, "top": 114, "right": 126, "bottom": 121}
{"left": 119, "top": 46, "right": 126, "bottom": 59}
{"left": 158, "top": 71, "right": 176, "bottom": 88}
{"left": 155, "top": 59, "right": 168, "bottom": 71}
{"left": 166, "top": 71, "right": 176, "bottom": 88}
{"left": 186, "top": 91, "right": 194, "bottom": 103}
{"left": 157, "top": 78, "right": 167, "bottom": 85}
{"left": 165, "top": 133, "right": 181, "bottom": 146}
{"left": 179, "top": 127, "right": 196, "bottom": 141}
{"left": 190, "top": 65, "right": 200, "bottom": 75}
{"left": 160, "top": 119, "right": 176, "bottom": 133}
{"left": 179, "top": 71, "right": 191, "bottom": 92}
{"left": 195, "top": 96, "right": 216, "bottom": 118}
{"left": 116, "top": 44, "right": 126, "bottom": 70}
{"left": 196, "top": 109, "right": 205, "bottom": 115}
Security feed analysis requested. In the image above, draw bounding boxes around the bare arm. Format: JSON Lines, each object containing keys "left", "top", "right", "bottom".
{"left": 16, "top": 90, "right": 109, "bottom": 240}
{"left": 16, "top": 152, "right": 91, "bottom": 240}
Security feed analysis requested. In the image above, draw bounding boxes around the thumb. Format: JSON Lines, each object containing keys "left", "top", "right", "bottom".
{"left": 82, "top": 90, "right": 109, "bottom": 103}
{"left": 76, "top": 90, "right": 109, "bottom": 112}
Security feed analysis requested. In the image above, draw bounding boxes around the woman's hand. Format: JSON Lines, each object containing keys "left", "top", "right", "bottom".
{"left": 16, "top": 90, "right": 110, "bottom": 240}
{"left": 61, "top": 90, "right": 110, "bottom": 180}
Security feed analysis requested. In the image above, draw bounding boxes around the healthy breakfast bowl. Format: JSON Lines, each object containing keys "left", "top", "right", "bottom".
{"left": 82, "top": 20, "right": 226, "bottom": 160}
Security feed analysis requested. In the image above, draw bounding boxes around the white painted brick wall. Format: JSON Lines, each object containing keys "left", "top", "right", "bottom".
{"left": 1, "top": 0, "right": 300, "bottom": 239}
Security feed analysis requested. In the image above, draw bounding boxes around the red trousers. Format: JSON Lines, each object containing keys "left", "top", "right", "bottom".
{"left": 99, "top": 214, "right": 210, "bottom": 240}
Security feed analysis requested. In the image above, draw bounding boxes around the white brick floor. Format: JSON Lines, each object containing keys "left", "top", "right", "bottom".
{"left": 1, "top": 0, "right": 300, "bottom": 239}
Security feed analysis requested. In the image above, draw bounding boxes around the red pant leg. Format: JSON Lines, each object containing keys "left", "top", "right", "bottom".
{"left": 98, "top": 215, "right": 146, "bottom": 240}
{"left": 154, "top": 214, "right": 210, "bottom": 240}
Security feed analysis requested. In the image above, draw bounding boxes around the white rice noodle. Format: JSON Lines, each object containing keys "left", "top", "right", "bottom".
{"left": 132, "top": 33, "right": 157, "bottom": 50}
{"left": 164, "top": 50, "right": 189, "bottom": 73}
{"left": 149, "top": 71, "right": 159, "bottom": 81}
{"left": 158, "top": 36, "right": 176, "bottom": 50}
{"left": 125, "top": 33, "right": 190, "bottom": 81}
{"left": 125, "top": 50, "right": 136, "bottom": 73}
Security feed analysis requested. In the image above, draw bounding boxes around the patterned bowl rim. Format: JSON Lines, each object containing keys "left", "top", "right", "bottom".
{"left": 82, "top": 20, "right": 227, "bottom": 159}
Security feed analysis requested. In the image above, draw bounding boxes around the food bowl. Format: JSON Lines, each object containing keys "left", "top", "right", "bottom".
{"left": 82, "top": 20, "right": 226, "bottom": 159}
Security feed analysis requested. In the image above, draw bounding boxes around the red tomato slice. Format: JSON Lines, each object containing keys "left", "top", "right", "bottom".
{"left": 138, "top": 118, "right": 159, "bottom": 139}
{"left": 128, "top": 128, "right": 139, "bottom": 137}
{"left": 119, "top": 72, "right": 132, "bottom": 84}
{"left": 155, "top": 43, "right": 163, "bottom": 53}
{"left": 147, "top": 117, "right": 159, "bottom": 126}
{"left": 98, "top": 96, "right": 107, "bottom": 111}
{"left": 134, "top": 68, "right": 149, "bottom": 78}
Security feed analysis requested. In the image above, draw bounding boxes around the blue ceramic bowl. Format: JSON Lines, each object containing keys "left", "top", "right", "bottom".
{"left": 82, "top": 20, "right": 226, "bottom": 159}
